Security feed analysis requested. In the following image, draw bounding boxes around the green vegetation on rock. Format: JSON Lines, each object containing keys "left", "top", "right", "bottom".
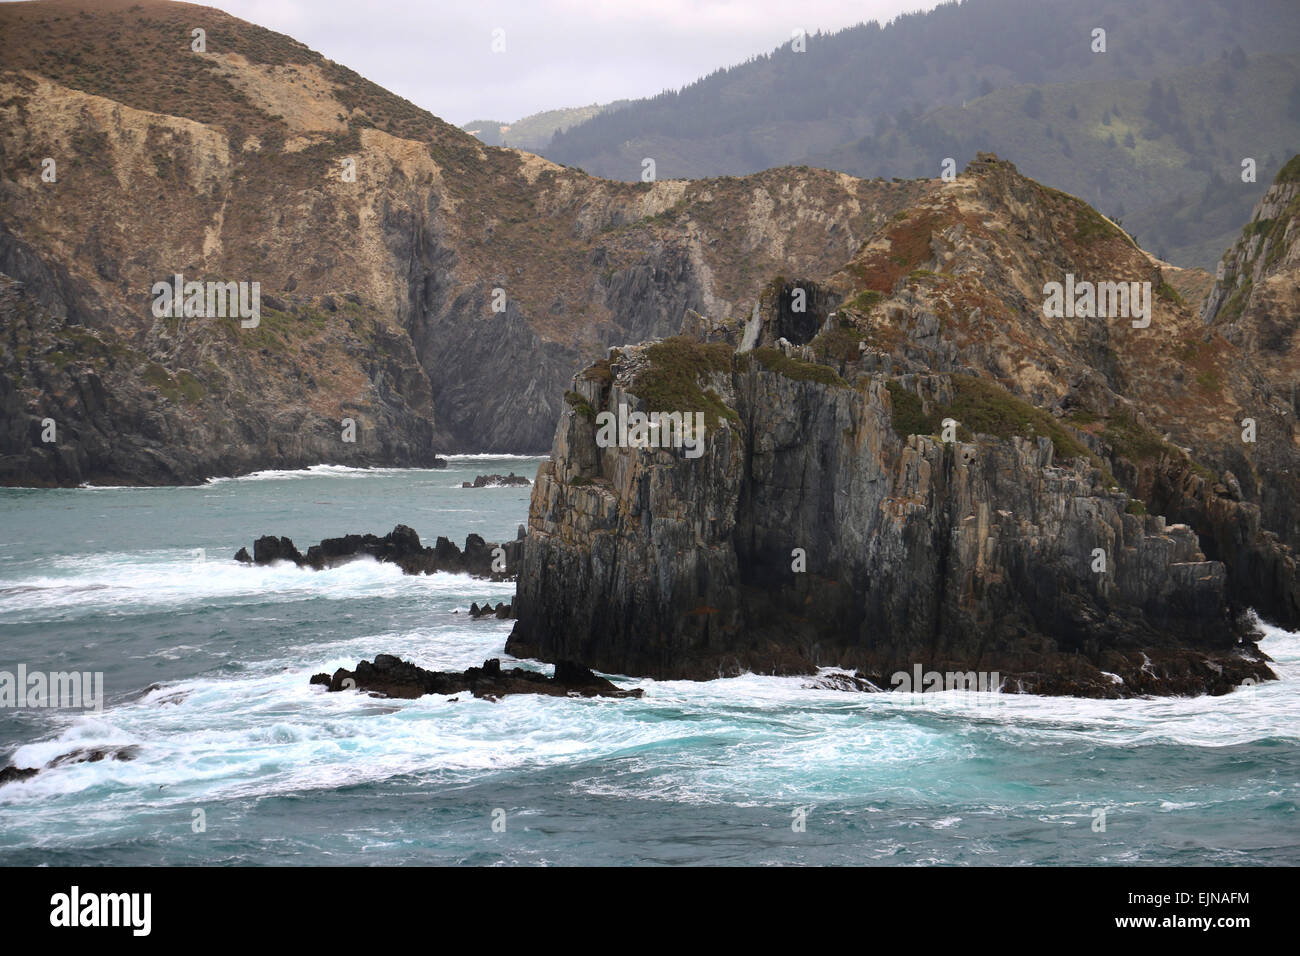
{"left": 810, "top": 322, "right": 864, "bottom": 363}
{"left": 886, "top": 374, "right": 1097, "bottom": 467}
{"left": 581, "top": 359, "right": 613, "bottom": 386}
{"left": 753, "top": 347, "right": 849, "bottom": 387}
{"left": 628, "top": 336, "right": 739, "bottom": 427}
{"left": 564, "top": 390, "right": 597, "bottom": 422}
{"left": 846, "top": 290, "right": 883, "bottom": 312}
{"left": 885, "top": 380, "right": 935, "bottom": 438}
{"left": 142, "top": 363, "right": 205, "bottom": 404}
{"left": 1275, "top": 154, "right": 1300, "bottom": 183}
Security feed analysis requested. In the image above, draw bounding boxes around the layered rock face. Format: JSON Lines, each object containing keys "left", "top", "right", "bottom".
{"left": 507, "top": 152, "right": 1300, "bottom": 696}
{"left": 821, "top": 154, "right": 1300, "bottom": 628}
{"left": 1200, "top": 162, "right": 1300, "bottom": 560}
{"left": 507, "top": 343, "right": 1275, "bottom": 696}
{"left": 0, "top": 263, "right": 443, "bottom": 486}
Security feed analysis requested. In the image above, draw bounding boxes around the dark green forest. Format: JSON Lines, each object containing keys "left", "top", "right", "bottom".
{"left": 537, "top": 0, "right": 1300, "bottom": 268}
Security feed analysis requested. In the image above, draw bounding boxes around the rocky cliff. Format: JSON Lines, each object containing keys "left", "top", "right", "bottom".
{"left": 507, "top": 154, "right": 1300, "bottom": 696}
{"left": 1200, "top": 159, "right": 1300, "bottom": 555}
{"left": 0, "top": 0, "right": 922, "bottom": 483}
{"left": 507, "top": 339, "right": 1275, "bottom": 696}
{"left": 817, "top": 154, "right": 1300, "bottom": 624}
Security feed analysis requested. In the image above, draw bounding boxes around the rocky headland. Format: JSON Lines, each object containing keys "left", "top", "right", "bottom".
{"left": 507, "top": 339, "right": 1276, "bottom": 697}
{"left": 506, "top": 155, "right": 1300, "bottom": 698}
{"left": 3, "top": 4, "right": 1298, "bottom": 700}
{"left": 0, "top": 0, "right": 928, "bottom": 483}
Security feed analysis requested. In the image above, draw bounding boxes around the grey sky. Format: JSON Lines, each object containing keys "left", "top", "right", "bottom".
{"left": 210, "top": 0, "right": 943, "bottom": 126}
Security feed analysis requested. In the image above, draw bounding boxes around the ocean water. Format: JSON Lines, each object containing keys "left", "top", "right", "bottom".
{"left": 0, "top": 460, "right": 1297, "bottom": 866}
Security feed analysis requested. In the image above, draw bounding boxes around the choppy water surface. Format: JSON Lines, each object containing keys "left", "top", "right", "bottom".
{"left": 1, "top": 460, "right": 1296, "bottom": 865}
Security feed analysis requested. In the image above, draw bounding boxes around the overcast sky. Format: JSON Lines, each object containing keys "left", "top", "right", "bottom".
{"left": 209, "top": 0, "right": 943, "bottom": 126}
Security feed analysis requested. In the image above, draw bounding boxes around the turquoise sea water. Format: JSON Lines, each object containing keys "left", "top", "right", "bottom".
{"left": 0, "top": 459, "right": 1297, "bottom": 865}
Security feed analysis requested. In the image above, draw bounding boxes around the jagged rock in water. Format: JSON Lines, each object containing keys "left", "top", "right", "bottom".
{"left": 461, "top": 472, "right": 531, "bottom": 488}
{"left": 802, "top": 671, "right": 883, "bottom": 693}
{"left": 507, "top": 339, "right": 1276, "bottom": 697}
{"left": 468, "top": 601, "right": 512, "bottom": 619}
{"left": 236, "top": 525, "right": 523, "bottom": 579}
{"left": 0, "top": 744, "right": 141, "bottom": 787}
{"left": 314, "top": 655, "right": 642, "bottom": 700}
{"left": 253, "top": 535, "right": 304, "bottom": 566}
{"left": 0, "top": 765, "right": 38, "bottom": 786}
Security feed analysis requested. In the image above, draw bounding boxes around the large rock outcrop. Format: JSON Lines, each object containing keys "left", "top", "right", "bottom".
{"left": 507, "top": 337, "right": 1276, "bottom": 697}
{"left": 505, "top": 153, "right": 1300, "bottom": 696}
{"left": 1200, "top": 159, "right": 1300, "bottom": 555}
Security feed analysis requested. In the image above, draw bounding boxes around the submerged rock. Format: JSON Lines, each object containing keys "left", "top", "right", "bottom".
{"left": 0, "top": 765, "right": 38, "bottom": 786}
{"left": 47, "top": 745, "right": 140, "bottom": 767}
{"left": 0, "top": 744, "right": 140, "bottom": 787}
{"left": 802, "top": 672, "right": 883, "bottom": 693}
{"left": 315, "top": 655, "right": 642, "bottom": 700}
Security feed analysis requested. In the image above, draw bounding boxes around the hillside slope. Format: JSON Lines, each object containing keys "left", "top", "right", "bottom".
{"left": 810, "top": 52, "right": 1300, "bottom": 268}
{"left": 463, "top": 102, "right": 627, "bottom": 151}
{"left": 0, "top": 0, "right": 920, "bottom": 482}
{"left": 541, "top": 0, "right": 1300, "bottom": 269}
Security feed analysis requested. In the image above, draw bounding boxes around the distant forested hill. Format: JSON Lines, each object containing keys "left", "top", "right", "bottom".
{"left": 463, "top": 102, "right": 629, "bottom": 151}
{"left": 541, "top": 0, "right": 1300, "bottom": 268}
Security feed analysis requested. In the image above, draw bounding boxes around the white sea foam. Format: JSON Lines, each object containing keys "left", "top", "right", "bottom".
{"left": 1, "top": 552, "right": 1296, "bottom": 842}
{"left": 442, "top": 454, "right": 543, "bottom": 461}
{"left": 9, "top": 626, "right": 1292, "bottom": 817}
{"left": 0, "top": 552, "right": 506, "bottom": 621}
{"left": 5, "top": 472, "right": 1294, "bottom": 864}
{"left": 204, "top": 464, "right": 456, "bottom": 484}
